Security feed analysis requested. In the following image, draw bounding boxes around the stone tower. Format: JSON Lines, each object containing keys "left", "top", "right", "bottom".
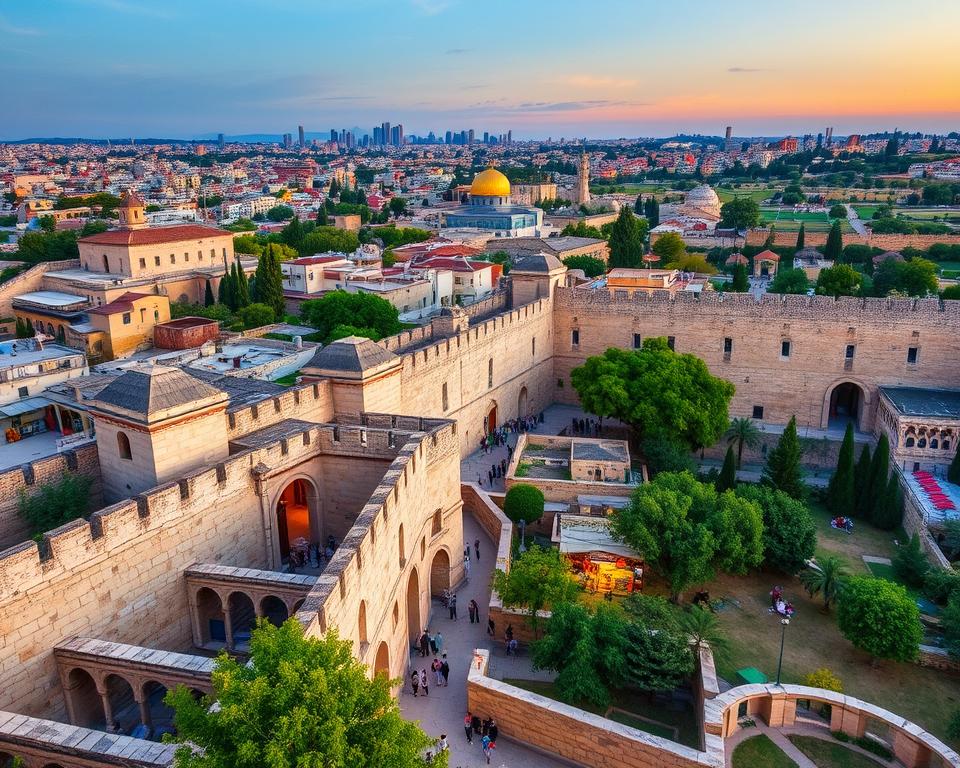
{"left": 576, "top": 152, "right": 590, "bottom": 204}
{"left": 117, "top": 189, "right": 148, "bottom": 229}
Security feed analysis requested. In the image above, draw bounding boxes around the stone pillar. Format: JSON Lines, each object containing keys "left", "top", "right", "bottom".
{"left": 135, "top": 687, "right": 152, "bottom": 729}
{"left": 254, "top": 595, "right": 264, "bottom": 618}
{"left": 97, "top": 684, "right": 115, "bottom": 732}
{"left": 223, "top": 604, "right": 235, "bottom": 650}
{"left": 188, "top": 588, "right": 203, "bottom": 648}
{"left": 892, "top": 731, "right": 928, "bottom": 768}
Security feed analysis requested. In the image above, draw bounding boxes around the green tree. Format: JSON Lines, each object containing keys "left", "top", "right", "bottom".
{"left": 837, "top": 576, "right": 921, "bottom": 662}
{"left": 768, "top": 267, "right": 809, "bottom": 295}
{"left": 644, "top": 196, "right": 660, "bottom": 227}
{"left": 943, "top": 285, "right": 960, "bottom": 301}
{"left": 493, "top": 545, "right": 578, "bottom": 637}
{"left": 560, "top": 221, "right": 604, "bottom": 239}
{"left": 316, "top": 206, "right": 329, "bottom": 226}
{"left": 238, "top": 303, "right": 275, "bottom": 330}
{"left": 796, "top": 223, "right": 805, "bottom": 250}
{"left": 874, "top": 473, "right": 903, "bottom": 531}
{"left": 571, "top": 340, "right": 734, "bottom": 450}
{"left": 651, "top": 232, "right": 685, "bottom": 264}
{"left": 300, "top": 226, "right": 360, "bottom": 257}
{"left": 300, "top": 291, "right": 401, "bottom": 343}
{"left": 235, "top": 262, "right": 250, "bottom": 307}
{"left": 737, "top": 485, "right": 816, "bottom": 574}
{"left": 503, "top": 483, "right": 545, "bottom": 525}
{"left": 326, "top": 324, "right": 382, "bottom": 343}
{"left": 15, "top": 230, "right": 80, "bottom": 263}
{"left": 853, "top": 443, "right": 872, "bottom": 518}
{"left": 827, "top": 423, "right": 856, "bottom": 517}
{"left": 80, "top": 219, "right": 108, "bottom": 237}
{"left": 763, "top": 416, "right": 805, "bottom": 499}
{"left": 611, "top": 471, "right": 763, "bottom": 601}
{"left": 233, "top": 234, "right": 263, "bottom": 255}
{"left": 893, "top": 534, "right": 930, "bottom": 588}
{"left": 824, "top": 220, "right": 843, "bottom": 263}
{"left": 203, "top": 280, "right": 215, "bottom": 307}
{"left": 265, "top": 204, "right": 294, "bottom": 222}
{"left": 253, "top": 244, "right": 286, "bottom": 320}
{"left": 803, "top": 668, "right": 843, "bottom": 693}
{"left": 949, "top": 447, "right": 960, "bottom": 485}
{"left": 607, "top": 207, "right": 647, "bottom": 268}
{"left": 562, "top": 255, "right": 607, "bottom": 278}
{"left": 828, "top": 204, "right": 848, "bottom": 219}
{"left": 942, "top": 594, "right": 960, "bottom": 658}
{"left": 726, "top": 417, "right": 762, "bottom": 469}
{"left": 218, "top": 267, "right": 236, "bottom": 310}
{"left": 663, "top": 252, "right": 717, "bottom": 275}
{"left": 716, "top": 446, "right": 737, "bottom": 492}
{"left": 622, "top": 613, "right": 694, "bottom": 693}
{"left": 866, "top": 433, "right": 890, "bottom": 525}
{"left": 280, "top": 216, "right": 305, "bottom": 251}
{"left": 815, "top": 264, "right": 862, "bottom": 297}
{"left": 18, "top": 474, "right": 93, "bottom": 538}
{"left": 799, "top": 554, "right": 849, "bottom": 611}
{"left": 164, "top": 618, "right": 441, "bottom": 768}
{"left": 719, "top": 197, "right": 760, "bottom": 230}
{"left": 640, "top": 435, "right": 696, "bottom": 477}
{"left": 872, "top": 257, "right": 938, "bottom": 297}
{"left": 388, "top": 197, "right": 408, "bottom": 217}
{"left": 679, "top": 606, "right": 730, "bottom": 665}
{"left": 729, "top": 263, "right": 749, "bottom": 292}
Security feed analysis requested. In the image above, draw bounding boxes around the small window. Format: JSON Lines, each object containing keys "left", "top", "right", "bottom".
{"left": 845, "top": 344, "right": 855, "bottom": 360}
{"left": 170, "top": 254, "right": 176, "bottom": 264}
{"left": 122, "top": 312, "right": 131, "bottom": 325}
{"left": 633, "top": 333, "right": 642, "bottom": 349}
{"left": 918, "top": 438, "right": 927, "bottom": 449}
{"left": 780, "top": 340, "right": 791, "bottom": 358}
{"left": 117, "top": 431, "right": 132, "bottom": 460}
{"left": 557, "top": 378, "right": 564, "bottom": 388}
{"left": 944, "top": 440, "right": 951, "bottom": 450}
{"left": 431, "top": 509, "right": 442, "bottom": 536}
{"left": 442, "top": 382, "right": 448, "bottom": 412}
{"left": 532, "top": 338, "right": 536, "bottom": 357}
{"left": 184, "top": 252, "right": 190, "bottom": 262}
{"left": 931, "top": 439, "right": 939, "bottom": 449}
{"left": 488, "top": 358, "right": 493, "bottom": 388}
{"left": 667, "top": 336, "right": 675, "bottom": 351}
{"left": 571, "top": 329, "right": 580, "bottom": 346}
{"left": 140, "top": 308, "right": 146, "bottom": 322}
{"left": 210, "top": 249, "right": 215, "bottom": 258}
{"left": 17, "top": 386, "right": 28, "bottom": 398}
{"left": 723, "top": 337, "right": 733, "bottom": 354}
{"left": 154, "top": 310, "right": 159, "bottom": 322}
{"left": 905, "top": 437, "right": 915, "bottom": 447}
{"left": 154, "top": 255, "right": 161, "bottom": 266}
{"left": 752, "top": 405, "right": 764, "bottom": 419}
{"left": 198, "top": 250, "right": 203, "bottom": 260}
{"left": 907, "top": 346, "right": 919, "bottom": 365}
{"left": 139, "top": 258, "right": 146, "bottom": 269}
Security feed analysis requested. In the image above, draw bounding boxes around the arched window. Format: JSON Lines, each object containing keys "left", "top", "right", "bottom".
{"left": 398, "top": 524, "right": 405, "bottom": 568}
{"left": 918, "top": 438, "right": 927, "bottom": 448}
{"left": 488, "top": 358, "right": 493, "bottom": 388}
{"left": 944, "top": 440, "right": 951, "bottom": 451}
{"left": 931, "top": 439, "right": 939, "bottom": 449}
{"left": 905, "top": 437, "right": 915, "bottom": 448}
{"left": 117, "top": 431, "right": 132, "bottom": 460}
{"left": 358, "top": 601, "right": 368, "bottom": 645}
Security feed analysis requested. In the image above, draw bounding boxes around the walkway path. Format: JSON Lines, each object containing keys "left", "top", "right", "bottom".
{"left": 724, "top": 719, "right": 817, "bottom": 768}
{"left": 847, "top": 205, "right": 869, "bottom": 237}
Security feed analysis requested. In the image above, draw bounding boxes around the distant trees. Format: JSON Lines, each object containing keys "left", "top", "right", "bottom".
{"left": 824, "top": 220, "right": 843, "bottom": 262}
{"left": 560, "top": 221, "right": 604, "bottom": 239}
{"left": 643, "top": 196, "right": 660, "bottom": 226}
{"left": 253, "top": 244, "right": 286, "bottom": 320}
{"left": 18, "top": 474, "right": 94, "bottom": 539}
{"left": 815, "top": 264, "right": 862, "bottom": 297}
{"left": 218, "top": 261, "right": 250, "bottom": 313}
{"left": 607, "top": 207, "right": 648, "bottom": 268}
{"left": 300, "top": 226, "right": 360, "bottom": 257}
{"left": 768, "top": 267, "right": 810, "bottom": 295}
{"left": 265, "top": 204, "right": 294, "bottom": 222}
{"left": 237, "top": 303, "right": 275, "bottom": 330}
{"left": 796, "top": 223, "right": 805, "bottom": 250}
{"left": 719, "top": 197, "right": 760, "bottom": 230}
{"left": 872, "top": 257, "right": 938, "bottom": 297}
{"left": 729, "top": 263, "right": 749, "bottom": 291}
{"left": 388, "top": 197, "right": 408, "bottom": 217}
{"left": 828, "top": 204, "right": 848, "bottom": 219}
{"left": 300, "top": 290, "right": 401, "bottom": 343}
{"left": 651, "top": 232, "right": 686, "bottom": 264}
{"left": 561, "top": 255, "right": 606, "bottom": 277}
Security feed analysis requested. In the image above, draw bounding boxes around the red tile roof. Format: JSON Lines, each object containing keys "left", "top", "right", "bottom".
{"left": 288, "top": 256, "right": 348, "bottom": 266}
{"left": 79, "top": 224, "right": 232, "bottom": 246}
{"left": 415, "top": 256, "right": 493, "bottom": 273}
{"left": 87, "top": 292, "right": 153, "bottom": 316}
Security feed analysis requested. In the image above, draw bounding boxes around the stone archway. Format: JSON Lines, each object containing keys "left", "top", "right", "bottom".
{"left": 374, "top": 641, "right": 390, "bottom": 678}
{"left": 260, "top": 595, "right": 288, "bottom": 627}
{"left": 104, "top": 673, "right": 138, "bottom": 733}
{"left": 196, "top": 587, "right": 225, "bottom": 645}
{"left": 406, "top": 567, "right": 421, "bottom": 645}
{"left": 275, "top": 477, "right": 320, "bottom": 564}
{"left": 485, "top": 401, "right": 498, "bottom": 435}
{"left": 517, "top": 386, "right": 528, "bottom": 418}
{"left": 142, "top": 680, "right": 174, "bottom": 732}
{"left": 430, "top": 548, "right": 451, "bottom": 597}
{"left": 824, "top": 380, "right": 868, "bottom": 431}
{"left": 65, "top": 667, "right": 104, "bottom": 729}
{"left": 0, "top": 752, "right": 17, "bottom": 768}
{"left": 228, "top": 592, "right": 256, "bottom": 648}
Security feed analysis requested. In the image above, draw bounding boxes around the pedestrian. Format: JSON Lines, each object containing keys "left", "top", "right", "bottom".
{"left": 465, "top": 543, "right": 471, "bottom": 561}
{"left": 441, "top": 654, "right": 449, "bottom": 686}
{"left": 419, "top": 630, "right": 430, "bottom": 657}
{"left": 487, "top": 617, "right": 495, "bottom": 636}
{"left": 437, "top": 734, "right": 448, "bottom": 754}
{"left": 474, "top": 538, "right": 480, "bottom": 560}
{"left": 482, "top": 735, "right": 496, "bottom": 763}
{"left": 488, "top": 470, "right": 493, "bottom": 485}
{"left": 433, "top": 657, "right": 443, "bottom": 685}
{"left": 449, "top": 593, "right": 457, "bottom": 620}
{"left": 469, "top": 599, "right": 479, "bottom": 624}
{"left": 464, "top": 713, "right": 473, "bottom": 743}
{"left": 411, "top": 670, "right": 420, "bottom": 697}
{"left": 488, "top": 718, "right": 498, "bottom": 741}
{"left": 463, "top": 555, "right": 471, "bottom": 578}
{"left": 420, "top": 669, "right": 429, "bottom": 696}
{"left": 472, "top": 714, "right": 482, "bottom": 735}
{"left": 435, "top": 631, "right": 443, "bottom": 652}
{"left": 478, "top": 474, "right": 482, "bottom": 487}
{"left": 429, "top": 632, "right": 438, "bottom": 654}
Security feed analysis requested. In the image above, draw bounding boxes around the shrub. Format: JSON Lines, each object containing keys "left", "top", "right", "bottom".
{"left": 892, "top": 534, "right": 930, "bottom": 589}
{"left": 948, "top": 709, "right": 960, "bottom": 741}
{"left": 641, "top": 435, "right": 695, "bottom": 476}
{"left": 924, "top": 568, "right": 960, "bottom": 605}
{"left": 803, "top": 668, "right": 842, "bottom": 693}
{"left": 504, "top": 483, "right": 545, "bottom": 525}
{"left": 18, "top": 475, "right": 94, "bottom": 539}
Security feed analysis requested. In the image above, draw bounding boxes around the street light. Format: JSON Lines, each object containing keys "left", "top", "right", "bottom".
{"left": 518, "top": 518, "right": 527, "bottom": 553}
{"left": 775, "top": 617, "right": 790, "bottom": 686}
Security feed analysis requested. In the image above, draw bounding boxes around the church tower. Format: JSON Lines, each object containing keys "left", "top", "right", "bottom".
{"left": 118, "top": 189, "right": 148, "bottom": 229}
{"left": 576, "top": 152, "right": 590, "bottom": 204}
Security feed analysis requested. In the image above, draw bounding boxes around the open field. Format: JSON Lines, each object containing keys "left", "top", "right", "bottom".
{"left": 760, "top": 208, "right": 852, "bottom": 233}
{"left": 716, "top": 186, "right": 778, "bottom": 204}
{"left": 852, "top": 205, "right": 878, "bottom": 220}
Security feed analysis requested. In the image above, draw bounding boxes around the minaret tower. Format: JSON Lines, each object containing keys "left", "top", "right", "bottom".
{"left": 577, "top": 152, "right": 590, "bottom": 204}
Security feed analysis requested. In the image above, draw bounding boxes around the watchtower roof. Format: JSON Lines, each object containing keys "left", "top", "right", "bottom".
{"left": 90, "top": 364, "right": 227, "bottom": 422}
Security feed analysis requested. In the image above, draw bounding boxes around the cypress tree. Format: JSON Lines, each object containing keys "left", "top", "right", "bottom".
{"left": 317, "top": 206, "right": 328, "bottom": 226}
{"left": 866, "top": 433, "right": 890, "bottom": 525}
{"left": 204, "top": 280, "right": 215, "bottom": 307}
{"left": 218, "top": 269, "right": 235, "bottom": 310}
{"left": 716, "top": 446, "right": 737, "bottom": 492}
{"left": 608, "top": 207, "right": 644, "bottom": 268}
{"left": 235, "top": 261, "right": 250, "bottom": 308}
{"left": 730, "top": 263, "right": 749, "bottom": 292}
{"left": 254, "top": 243, "right": 286, "bottom": 320}
{"left": 796, "top": 223, "right": 805, "bottom": 250}
{"left": 763, "top": 415, "right": 805, "bottom": 500}
{"left": 853, "top": 443, "right": 872, "bottom": 518}
{"left": 827, "top": 422, "right": 856, "bottom": 517}
{"left": 634, "top": 195, "right": 644, "bottom": 214}
{"left": 948, "top": 447, "right": 960, "bottom": 485}
{"left": 824, "top": 220, "right": 843, "bottom": 263}
{"left": 874, "top": 473, "right": 903, "bottom": 531}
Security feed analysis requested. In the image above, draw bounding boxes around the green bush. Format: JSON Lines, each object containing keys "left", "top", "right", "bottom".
{"left": 924, "top": 569, "right": 960, "bottom": 605}
{"left": 18, "top": 474, "right": 94, "bottom": 539}
{"left": 504, "top": 483, "right": 545, "bottom": 525}
{"left": 892, "top": 534, "right": 930, "bottom": 588}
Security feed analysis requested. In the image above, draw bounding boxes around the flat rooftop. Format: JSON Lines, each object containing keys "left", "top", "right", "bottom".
{"left": 881, "top": 387, "right": 960, "bottom": 419}
{"left": 0, "top": 339, "right": 83, "bottom": 369}
{"left": 572, "top": 439, "right": 629, "bottom": 463}
{"left": 12, "top": 290, "right": 90, "bottom": 309}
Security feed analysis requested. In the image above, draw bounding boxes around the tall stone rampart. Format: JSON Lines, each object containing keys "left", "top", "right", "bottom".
{"left": 0, "top": 259, "right": 80, "bottom": 318}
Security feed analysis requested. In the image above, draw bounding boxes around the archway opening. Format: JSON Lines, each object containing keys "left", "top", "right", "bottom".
{"left": 517, "top": 386, "right": 528, "bottom": 418}
{"left": 374, "top": 641, "right": 390, "bottom": 678}
{"left": 406, "top": 567, "right": 421, "bottom": 645}
{"left": 430, "top": 548, "right": 451, "bottom": 597}
{"left": 196, "top": 587, "right": 225, "bottom": 646}
{"left": 0, "top": 753, "right": 17, "bottom": 768}
{"left": 104, "top": 673, "right": 138, "bottom": 733}
{"left": 143, "top": 681, "right": 175, "bottom": 736}
{"left": 485, "top": 402, "right": 498, "bottom": 435}
{"left": 227, "top": 592, "right": 256, "bottom": 649}
{"left": 276, "top": 478, "right": 318, "bottom": 563}
{"left": 66, "top": 667, "right": 104, "bottom": 729}
{"left": 292, "top": 598, "right": 305, "bottom": 614}
{"left": 828, "top": 382, "right": 864, "bottom": 430}
{"left": 261, "top": 595, "right": 288, "bottom": 627}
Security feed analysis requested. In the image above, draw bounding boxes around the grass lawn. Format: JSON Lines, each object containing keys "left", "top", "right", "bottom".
{"left": 852, "top": 205, "right": 878, "bottom": 220}
{"left": 807, "top": 499, "right": 901, "bottom": 574}
{"left": 503, "top": 678, "right": 700, "bottom": 748}
{"left": 731, "top": 734, "right": 797, "bottom": 768}
{"left": 716, "top": 186, "right": 778, "bottom": 204}
{"left": 759, "top": 209, "right": 851, "bottom": 233}
{"left": 788, "top": 734, "right": 888, "bottom": 768}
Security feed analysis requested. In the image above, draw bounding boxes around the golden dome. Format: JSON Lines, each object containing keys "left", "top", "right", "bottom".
{"left": 470, "top": 167, "right": 511, "bottom": 198}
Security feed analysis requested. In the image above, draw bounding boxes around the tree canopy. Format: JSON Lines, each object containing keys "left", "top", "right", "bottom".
{"left": 837, "top": 576, "right": 921, "bottom": 662}
{"left": 253, "top": 244, "right": 286, "bottom": 320}
{"left": 165, "top": 618, "right": 441, "bottom": 768}
{"left": 872, "top": 257, "right": 938, "bottom": 297}
{"left": 607, "top": 207, "right": 648, "bottom": 268}
{"left": 571, "top": 339, "right": 734, "bottom": 450}
{"left": 768, "top": 267, "right": 810, "bottom": 295}
{"left": 562, "top": 254, "right": 607, "bottom": 278}
{"left": 300, "top": 227, "right": 360, "bottom": 257}
{"left": 719, "top": 197, "right": 761, "bottom": 230}
{"left": 763, "top": 416, "right": 805, "bottom": 499}
{"left": 300, "top": 291, "right": 402, "bottom": 344}
{"left": 736, "top": 484, "right": 816, "bottom": 574}
{"left": 815, "top": 264, "right": 862, "bottom": 297}
{"left": 651, "top": 232, "right": 685, "bottom": 264}
{"left": 503, "top": 483, "right": 545, "bottom": 525}
{"left": 493, "top": 545, "right": 578, "bottom": 636}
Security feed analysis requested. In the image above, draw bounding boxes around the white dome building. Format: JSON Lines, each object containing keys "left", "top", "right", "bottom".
{"left": 679, "top": 185, "right": 721, "bottom": 221}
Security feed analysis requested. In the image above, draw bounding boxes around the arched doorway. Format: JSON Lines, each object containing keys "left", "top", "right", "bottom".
{"left": 406, "top": 567, "right": 421, "bottom": 645}
{"left": 65, "top": 667, "right": 104, "bottom": 729}
{"left": 485, "top": 401, "right": 498, "bottom": 435}
{"left": 196, "top": 587, "right": 225, "bottom": 645}
{"left": 517, "top": 386, "right": 528, "bottom": 418}
{"left": 260, "top": 595, "right": 288, "bottom": 627}
{"left": 142, "top": 681, "right": 175, "bottom": 733}
{"left": 430, "top": 549, "right": 451, "bottom": 597}
{"left": 374, "top": 641, "right": 390, "bottom": 678}
{"left": 228, "top": 592, "right": 256, "bottom": 649}
{"left": 827, "top": 382, "right": 864, "bottom": 430}
{"left": 276, "top": 478, "right": 319, "bottom": 563}
{"left": 104, "top": 673, "right": 138, "bottom": 733}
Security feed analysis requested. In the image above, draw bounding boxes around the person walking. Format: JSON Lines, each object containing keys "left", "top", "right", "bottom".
{"left": 441, "top": 655, "right": 450, "bottom": 686}
{"left": 420, "top": 669, "right": 429, "bottom": 696}
{"left": 469, "top": 599, "right": 479, "bottom": 624}
{"left": 474, "top": 538, "right": 480, "bottom": 560}
{"left": 410, "top": 670, "right": 420, "bottom": 697}
{"left": 436, "top": 734, "right": 448, "bottom": 754}
{"left": 464, "top": 555, "right": 471, "bottom": 578}
{"left": 432, "top": 657, "right": 443, "bottom": 686}
{"left": 487, "top": 617, "right": 495, "bottom": 637}
{"left": 449, "top": 593, "right": 457, "bottom": 620}
{"left": 463, "top": 713, "right": 473, "bottom": 744}
{"left": 419, "top": 630, "right": 430, "bottom": 658}
{"left": 488, "top": 718, "right": 498, "bottom": 742}
{"left": 481, "top": 734, "right": 495, "bottom": 763}
{"left": 434, "top": 631, "right": 443, "bottom": 653}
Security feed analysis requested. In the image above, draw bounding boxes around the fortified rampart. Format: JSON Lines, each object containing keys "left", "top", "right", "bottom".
{"left": 0, "top": 259, "right": 80, "bottom": 318}
{"left": 744, "top": 229, "right": 960, "bottom": 250}
{"left": 226, "top": 379, "right": 334, "bottom": 439}
{"left": 553, "top": 289, "right": 960, "bottom": 433}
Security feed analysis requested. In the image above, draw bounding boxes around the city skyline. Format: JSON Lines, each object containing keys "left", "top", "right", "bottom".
{"left": 1, "top": 0, "right": 959, "bottom": 140}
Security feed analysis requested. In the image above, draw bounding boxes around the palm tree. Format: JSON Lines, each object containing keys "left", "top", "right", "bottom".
{"left": 726, "top": 417, "right": 762, "bottom": 469}
{"left": 680, "top": 606, "right": 730, "bottom": 665}
{"left": 799, "top": 555, "right": 849, "bottom": 612}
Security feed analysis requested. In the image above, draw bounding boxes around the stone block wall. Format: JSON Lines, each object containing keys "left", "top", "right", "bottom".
{"left": 0, "top": 259, "right": 80, "bottom": 318}
{"left": 744, "top": 229, "right": 960, "bottom": 250}
{"left": 226, "top": 380, "right": 334, "bottom": 440}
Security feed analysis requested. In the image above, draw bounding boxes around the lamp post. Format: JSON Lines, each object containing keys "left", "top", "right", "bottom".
{"left": 518, "top": 518, "right": 526, "bottom": 553}
{"left": 775, "top": 617, "right": 790, "bottom": 686}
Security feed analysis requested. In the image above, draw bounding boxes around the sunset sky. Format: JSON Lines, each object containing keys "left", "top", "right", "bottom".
{"left": 2, "top": 0, "right": 958, "bottom": 139}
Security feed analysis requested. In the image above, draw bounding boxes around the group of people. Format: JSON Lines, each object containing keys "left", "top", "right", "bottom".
{"left": 487, "top": 458, "right": 508, "bottom": 485}
{"left": 416, "top": 629, "right": 444, "bottom": 657}
{"left": 830, "top": 515, "right": 855, "bottom": 534}
{"left": 287, "top": 535, "right": 337, "bottom": 570}
{"left": 770, "top": 585, "right": 795, "bottom": 617}
{"left": 464, "top": 712, "right": 499, "bottom": 764}
{"left": 410, "top": 653, "right": 451, "bottom": 696}
{"left": 479, "top": 413, "right": 544, "bottom": 456}
{"left": 570, "top": 416, "right": 601, "bottom": 437}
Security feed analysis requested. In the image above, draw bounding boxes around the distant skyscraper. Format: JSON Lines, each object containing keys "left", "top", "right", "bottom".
{"left": 445, "top": 130, "right": 453, "bottom": 144}
{"left": 825, "top": 126, "right": 834, "bottom": 146}
{"left": 217, "top": 133, "right": 224, "bottom": 150}
{"left": 298, "top": 125, "right": 305, "bottom": 148}
{"left": 331, "top": 129, "right": 337, "bottom": 142}
{"left": 577, "top": 152, "right": 590, "bottom": 204}
{"left": 468, "top": 129, "right": 475, "bottom": 144}
{"left": 384, "top": 122, "right": 392, "bottom": 145}
{"left": 373, "top": 126, "right": 382, "bottom": 145}
{"left": 397, "top": 124, "right": 404, "bottom": 146}
{"left": 483, "top": 131, "right": 489, "bottom": 144}
{"left": 507, "top": 130, "right": 512, "bottom": 145}
{"left": 724, "top": 125, "right": 735, "bottom": 151}
{"left": 283, "top": 133, "right": 292, "bottom": 149}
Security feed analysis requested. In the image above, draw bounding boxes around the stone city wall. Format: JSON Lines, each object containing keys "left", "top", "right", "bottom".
{"left": 0, "top": 259, "right": 80, "bottom": 318}
{"left": 0, "top": 443, "right": 102, "bottom": 551}
{"left": 553, "top": 289, "right": 960, "bottom": 434}
{"left": 226, "top": 380, "right": 334, "bottom": 439}
{"left": 744, "top": 229, "right": 960, "bottom": 250}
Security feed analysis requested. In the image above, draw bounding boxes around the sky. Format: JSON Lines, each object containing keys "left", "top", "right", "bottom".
{"left": 1, "top": 0, "right": 958, "bottom": 140}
